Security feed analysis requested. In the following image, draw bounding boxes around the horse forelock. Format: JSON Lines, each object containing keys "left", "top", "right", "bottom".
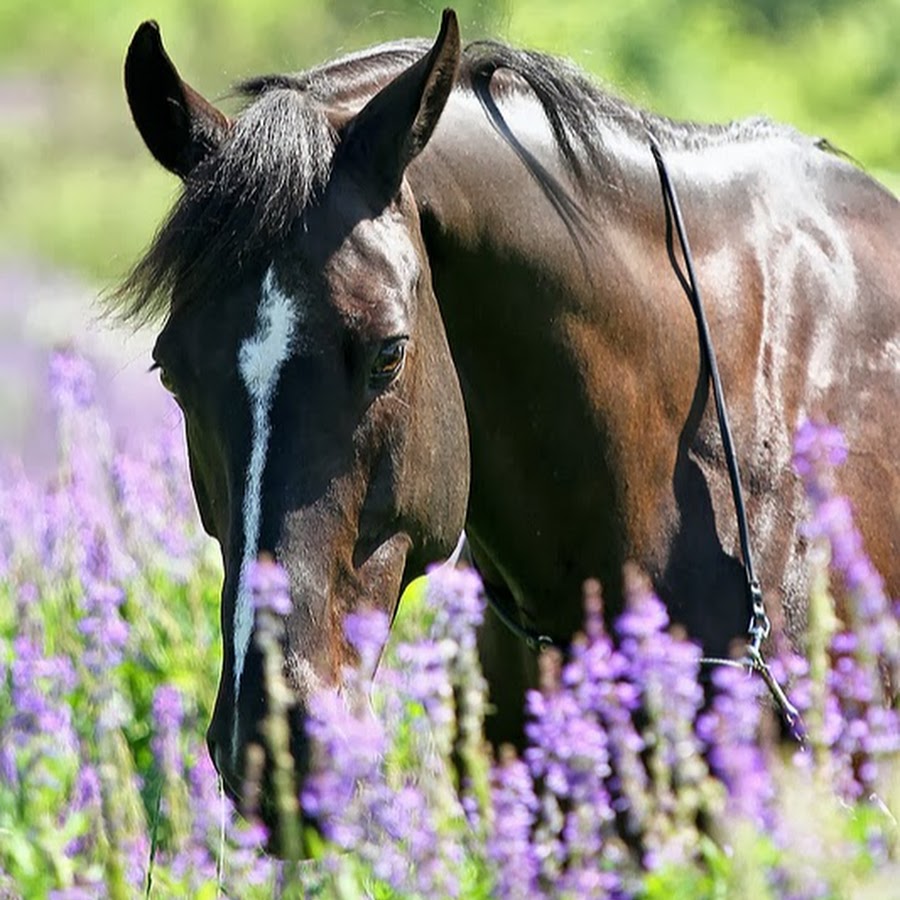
{"left": 111, "top": 86, "right": 337, "bottom": 325}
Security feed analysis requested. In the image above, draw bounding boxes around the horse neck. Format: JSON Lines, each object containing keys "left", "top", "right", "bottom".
{"left": 411, "top": 86, "right": 699, "bottom": 338}
{"left": 411, "top": 86, "right": 709, "bottom": 437}
{"left": 407, "top": 91, "right": 715, "bottom": 623}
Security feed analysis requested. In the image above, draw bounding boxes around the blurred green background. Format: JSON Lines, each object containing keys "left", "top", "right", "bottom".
{"left": 1, "top": 0, "right": 899, "bottom": 463}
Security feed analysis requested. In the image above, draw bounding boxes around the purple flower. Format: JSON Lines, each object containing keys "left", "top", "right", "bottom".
{"left": 616, "top": 568, "right": 704, "bottom": 761}
{"left": 344, "top": 608, "right": 390, "bottom": 673}
{"left": 521, "top": 644, "right": 623, "bottom": 889}
{"left": 48, "top": 349, "right": 96, "bottom": 413}
{"left": 247, "top": 556, "right": 292, "bottom": 616}
{"left": 10, "top": 635, "right": 77, "bottom": 742}
{"left": 302, "top": 622, "right": 467, "bottom": 897}
{"left": 424, "top": 564, "right": 489, "bottom": 780}
{"left": 304, "top": 688, "right": 386, "bottom": 806}
{"left": 488, "top": 747, "right": 541, "bottom": 899}
{"left": 187, "top": 749, "right": 226, "bottom": 845}
{"left": 78, "top": 582, "right": 129, "bottom": 674}
{"left": 697, "top": 665, "right": 774, "bottom": 826}
{"left": 65, "top": 765, "right": 103, "bottom": 858}
{"left": 793, "top": 418, "right": 897, "bottom": 663}
{"left": 425, "top": 563, "right": 485, "bottom": 651}
{"left": 394, "top": 638, "right": 455, "bottom": 733}
{"left": 152, "top": 685, "right": 184, "bottom": 781}
{"left": 792, "top": 418, "right": 900, "bottom": 799}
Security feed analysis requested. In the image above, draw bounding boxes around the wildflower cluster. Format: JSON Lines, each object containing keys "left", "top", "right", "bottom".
{"left": 0, "top": 352, "right": 897, "bottom": 899}
{"left": 299, "top": 568, "right": 483, "bottom": 896}
{"left": 0, "top": 350, "right": 275, "bottom": 897}
{"left": 791, "top": 419, "right": 900, "bottom": 801}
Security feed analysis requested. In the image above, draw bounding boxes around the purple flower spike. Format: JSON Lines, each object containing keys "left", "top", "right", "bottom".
{"left": 792, "top": 418, "right": 900, "bottom": 801}
{"left": 425, "top": 564, "right": 485, "bottom": 651}
{"left": 247, "top": 556, "right": 292, "bottom": 616}
{"left": 10, "top": 635, "right": 78, "bottom": 742}
{"left": 152, "top": 685, "right": 185, "bottom": 780}
{"left": 488, "top": 747, "right": 541, "bottom": 899}
{"left": 79, "top": 581, "right": 129, "bottom": 674}
{"left": 697, "top": 665, "right": 773, "bottom": 827}
{"left": 48, "top": 349, "right": 96, "bottom": 413}
{"left": 344, "top": 608, "right": 390, "bottom": 672}
{"left": 793, "top": 418, "right": 895, "bottom": 654}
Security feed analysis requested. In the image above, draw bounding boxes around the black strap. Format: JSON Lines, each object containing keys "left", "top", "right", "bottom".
{"left": 483, "top": 581, "right": 555, "bottom": 654}
{"left": 648, "top": 135, "right": 802, "bottom": 738}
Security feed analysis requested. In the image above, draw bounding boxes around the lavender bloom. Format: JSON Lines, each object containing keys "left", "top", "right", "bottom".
{"left": 425, "top": 564, "right": 485, "bottom": 652}
{"left": 112, "top": 448, "right": 191, "bottom": 579}
{"left": 615, "top": 568, "right": 708, "bottom": 871}
{"left": 9, "top": 635, "right": 77, "bottom": 751}
{"left": 247, "top": 556, "right": 292, "bottom": 616}
{"left": 488, "top": 747, "right": 541, "bottom": 900}
{"left": 616, "top": 570, "right": 705, "bottom": 769}
{"left": 826, "top": 637, "right": 900, "bottom": 800}
{"left": 64, "top": 764, "right": 103, "bottom": 859}
{"left": 394, "top": 638, "right": 456, "bottom": 736}
{"left": 48, "top": 349, "right": 96, "bottom": 414}
{"left": 564, "top": 582, "right": 648, "bottom": 837}
{"left": 0, "top": 463, "right": 41, "bottom": 577}
{"left": 152, "top": 685, "right": 184, "bottom": 781}
{"left": 177, "top": 744, "right": 278, "bottom": 893}
{"left": 302, "top": 685, "right": 408, "bottom": 881}
{"left": 186, "top": 749, "right": 223, "bottom": 845}
{"left": 302, "top": 680, "right": 387, "bottom": 833}
{"left": 303, "top": 600, "right": 470, "bottom": 897}
{"left": 696, "top": 665, "right": 774, "bottom": 827}
{"left": 793, "top": 418, "right": 900, "bottom": 800}
{"left": 425, "top": 563, "right": 489, "bottom": 825}
{"left": 344, "top": 607, "right": 390, "bottom": 674}
{"left": 78, "top": 581, "right": 129, "bottom": 675}
{"left": 793, "top": 418, "right": 898, "bottom": 665}
{"left": 524, "top": 649, "right": 621, "bottom": 891}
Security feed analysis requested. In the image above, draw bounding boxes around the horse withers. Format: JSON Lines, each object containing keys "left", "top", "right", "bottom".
{"left": 117, "top": 9, "right": 900, "bottom": 847}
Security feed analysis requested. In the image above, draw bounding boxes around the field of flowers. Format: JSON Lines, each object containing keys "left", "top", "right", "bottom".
{"left": 0, "top": 349, "right": 898, "bottom": 898}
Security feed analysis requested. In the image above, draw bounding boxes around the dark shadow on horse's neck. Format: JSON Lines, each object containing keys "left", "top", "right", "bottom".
{"left": 662, "top": 316, "right": 749, "bottom": 658}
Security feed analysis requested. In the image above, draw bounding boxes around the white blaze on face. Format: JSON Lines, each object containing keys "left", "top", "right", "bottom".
{"left": 233, "top": 265, "right": 297, "bottom": 745}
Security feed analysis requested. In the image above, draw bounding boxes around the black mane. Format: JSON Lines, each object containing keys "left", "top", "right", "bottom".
{"left": 462, "top": 41, "right": 799, "bottom": 181}
{"left": 111, "top": 37, "right": 803, "bottom": 325}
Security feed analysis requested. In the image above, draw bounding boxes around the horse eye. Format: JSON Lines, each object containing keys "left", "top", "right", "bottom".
{"left": 369, "top": 338, "right": 407, "bottom": 387}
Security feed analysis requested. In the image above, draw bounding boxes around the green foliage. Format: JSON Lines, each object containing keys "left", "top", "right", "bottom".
{"left": 1, "top": 0, "right": 898, "bottom": 283}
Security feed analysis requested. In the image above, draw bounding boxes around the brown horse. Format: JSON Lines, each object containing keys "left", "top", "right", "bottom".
{"left": 117, "top": 10, "right": 899, "bottom": 844}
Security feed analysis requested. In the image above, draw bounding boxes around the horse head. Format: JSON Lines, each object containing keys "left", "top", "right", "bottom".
{"left": 122, "top": 11, "right": 469, "bottom": 847}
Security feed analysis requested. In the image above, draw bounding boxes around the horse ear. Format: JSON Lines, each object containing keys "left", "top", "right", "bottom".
{"left": 124, "top": 21, "right": 230, "bottom": 179}
{"left": 342, "top": 8, "right": 461, "bottom": 195}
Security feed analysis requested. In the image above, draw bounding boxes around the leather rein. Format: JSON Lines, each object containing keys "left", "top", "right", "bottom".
{"left": 649, "top": 136, "right": 801, "bottom": 737}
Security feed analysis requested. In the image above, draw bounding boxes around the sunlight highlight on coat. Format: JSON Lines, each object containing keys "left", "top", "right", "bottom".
{"left": 233, "top": 265, "right": 297, "bottom": 758}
